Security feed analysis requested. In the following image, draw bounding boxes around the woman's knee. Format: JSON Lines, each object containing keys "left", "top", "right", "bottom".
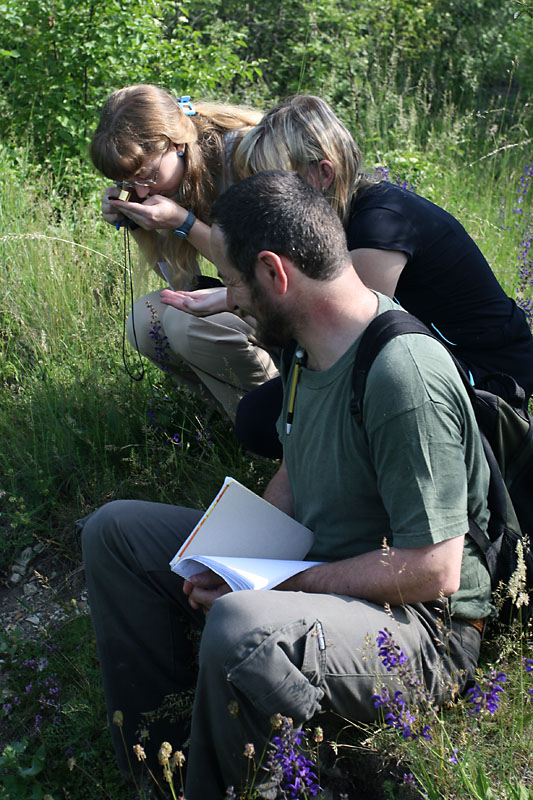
{"left": 126, "top": 292, "right": 164, "bottom": 356}
{"left": 162, "top": 309, "right": 213, "bottom": 362}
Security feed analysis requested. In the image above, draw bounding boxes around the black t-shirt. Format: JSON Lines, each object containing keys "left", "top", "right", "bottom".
{"left": 347, "top": 181, "right": 533, "bottom": 394}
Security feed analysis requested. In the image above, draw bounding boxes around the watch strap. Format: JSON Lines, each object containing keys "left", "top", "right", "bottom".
{"left": 173, "top": 210, "right": 196, "bottom": 239}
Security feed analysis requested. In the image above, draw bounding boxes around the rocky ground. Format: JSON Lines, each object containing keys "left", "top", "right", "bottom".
{"left": 0, "top": 543, "right": 90, "bottom": 757}
{"left": 0, "top": 545, "right": 88, "bottom": 645}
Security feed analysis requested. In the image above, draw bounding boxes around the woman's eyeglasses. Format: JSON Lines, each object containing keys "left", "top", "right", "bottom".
{"left": 122, "top": 143, "right": 169, "bottom": 189}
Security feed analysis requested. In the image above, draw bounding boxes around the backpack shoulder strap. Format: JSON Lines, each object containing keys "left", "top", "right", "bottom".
{"left": 350, "top": 308, "right": 517, "bottom": 548}
{"left": 351, "top": 309, "right": 439, "bottom": 420}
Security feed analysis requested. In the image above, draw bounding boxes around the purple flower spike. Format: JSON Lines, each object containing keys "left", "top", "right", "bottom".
{"left": 376, "top": 628, "right": 408, "bottom": 672}
{"left": 466, "top": 670, "right": 506, "bottom": 716}
{"left": 267, "top": 717, "right": 321, "bottom": 798}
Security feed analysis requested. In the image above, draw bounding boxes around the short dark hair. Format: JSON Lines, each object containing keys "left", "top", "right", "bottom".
{"left": 210, "top": 170, "right": 349, "bottom": 282}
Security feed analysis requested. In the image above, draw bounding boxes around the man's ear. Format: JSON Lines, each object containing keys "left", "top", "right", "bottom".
{"left": 255, "top": 251, "right": 289, "bottom": 295}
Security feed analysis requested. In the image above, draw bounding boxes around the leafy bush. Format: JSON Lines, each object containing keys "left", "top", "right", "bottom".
{"left": 0, "top": 0, "right": 262, "bottom": 186}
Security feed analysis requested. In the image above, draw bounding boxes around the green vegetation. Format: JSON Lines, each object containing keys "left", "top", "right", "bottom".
{"left": 0, "top": 0, "right": 532, "bottom": 797}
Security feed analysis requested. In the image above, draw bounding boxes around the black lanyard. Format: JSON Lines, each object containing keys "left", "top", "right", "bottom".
{"left": 122, "top": 225, "right": 145, "bottom": 382}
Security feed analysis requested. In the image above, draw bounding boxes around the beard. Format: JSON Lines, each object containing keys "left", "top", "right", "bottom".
{"left": 250, "top": 283, "right": 295, "bottom": 350}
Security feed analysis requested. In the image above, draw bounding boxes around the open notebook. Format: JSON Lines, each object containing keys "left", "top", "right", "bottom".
{"left": 169, "top": 477, "right": 322, "bottom": 591}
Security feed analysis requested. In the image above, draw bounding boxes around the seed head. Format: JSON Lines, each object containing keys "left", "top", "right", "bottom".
{"left": 172, "top": 750, "right": 186, "bottom": 768}
{"left": 133, "top": 744, "right": 147, "bottom": 762}
{"left": 243, "top": 742, "right": 255, "bottom": 759}
{"left": 158, "top": 741, "right": 173, "bottom": 765}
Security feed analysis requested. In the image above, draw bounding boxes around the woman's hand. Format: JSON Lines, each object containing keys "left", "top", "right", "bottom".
{"left": 110, "top": 194, "right": 189, "bottom": 231}
{"left": 101, "top": 185, "right": 126, "bottom": 227}
{"left": 160, "top": 287, "right": 229, "bottom": 317}
{"left": 183, "top": 569, "right": 231, "bottom": 613}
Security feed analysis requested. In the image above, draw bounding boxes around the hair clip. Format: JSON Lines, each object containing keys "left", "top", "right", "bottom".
{"left": 177, "top": 95, "right": 196, "bottom": 116}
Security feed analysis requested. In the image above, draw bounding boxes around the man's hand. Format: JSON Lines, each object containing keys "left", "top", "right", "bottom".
{"left": 160, "top": 287, "right": 229, "bottom": 317}
{"left": 183, "top": 569, "right": 232, "bottom": 612}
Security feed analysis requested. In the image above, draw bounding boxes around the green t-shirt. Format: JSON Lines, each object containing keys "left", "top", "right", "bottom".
{"left": 276, "top": 294, "right": 493, "bottom": 619}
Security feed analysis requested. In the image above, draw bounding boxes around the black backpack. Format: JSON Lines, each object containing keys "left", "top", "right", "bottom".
{"left": 350, "top": 309, "right": 533, "bottom": 629}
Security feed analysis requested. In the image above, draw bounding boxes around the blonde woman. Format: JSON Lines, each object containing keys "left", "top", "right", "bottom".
{"left": 230, "top": 94, "right": 533, "bottom": 456}
{"left": 90, "top": 84, "right": 278, "bottom": 420}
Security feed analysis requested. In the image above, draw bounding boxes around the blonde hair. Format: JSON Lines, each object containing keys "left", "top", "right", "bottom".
{"left": 233, "top": 94, "right": 377, "bottom": 225}
{"left": 90, "top": 84, "right": 262, "bottom": 285}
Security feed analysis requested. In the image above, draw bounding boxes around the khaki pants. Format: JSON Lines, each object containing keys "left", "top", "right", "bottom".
{"left": 80, "top": 500, "right": 481, "bottom": 799}
{"left": 126, "top": 289, "right": 279, "bottom": 421}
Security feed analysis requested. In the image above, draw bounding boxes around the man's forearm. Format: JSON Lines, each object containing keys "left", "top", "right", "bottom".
{"left": 277, "top": 535, "right": 465, "bottom": 606}
{"left": 265, "top": 459, "right": 465, "bottom": 606}
{"left": 263, "top": 459, "right": 294, "bottom": 516}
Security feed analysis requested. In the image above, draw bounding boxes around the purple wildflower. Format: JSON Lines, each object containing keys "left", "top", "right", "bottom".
{"left": 267, "top": 717, "right": 320, "bottom": 798}
{"left": 372, "top": 686, "right": 431, "bottom": 741}
{"left": 146, "top": 301, "right": 171, "bottom": 371}
{"left": 403, "top": 772, "right": 416, "bottom": 787}
{"left": 396, "top": 178, "right": 417, "bottom": 192}
{"left": 376, "top": 166, "right": 416, "bottom": 192}
{"left": 376, "top": 628, "right": 408, "bottom": 672}
{"left": 449, "top": 747, "right": 459, "bottom": 764}
{"left": 372, "top": 630, "right": 436, "bottom": 740}
{"left": 524, "top": 659, "right": 533, "bottom": 703}
{"left": 465, "top": 670, "right": 506, "bottom": 715}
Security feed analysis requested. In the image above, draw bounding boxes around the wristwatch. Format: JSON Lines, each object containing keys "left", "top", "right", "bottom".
{"left": 173, "top": 210, "right": 196, "bottom": 239}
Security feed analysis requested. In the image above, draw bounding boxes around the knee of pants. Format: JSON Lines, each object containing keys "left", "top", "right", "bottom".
{"left": 127, "top": 298, "right": 154, "bottom": 354}
{"left": 131, "top": 302, "right": 211, "bottom": 363}
{"left": 200, "top": 592, "right": 325, "bottom": 723}
{"left": 161, "top": 308, "right": 213, "bottom": 363}
{"left": 80, "top": 499, "right": 137, "bottom": 566}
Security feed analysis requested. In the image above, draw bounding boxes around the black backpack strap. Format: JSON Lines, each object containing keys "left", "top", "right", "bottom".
{"left": 475, "top": 372, "right": 527, "bottom": 410}
{"left": 350, "top": 309, "right": 487, "bottom": 420}
{"left": 467, "top": 516, "right": 490, "bottom": 555}
{"left": 351, "top": 310, "right": 438, "bottom": 420}
{"left": 350, "top": 307, "right": 515, "bottom": 548}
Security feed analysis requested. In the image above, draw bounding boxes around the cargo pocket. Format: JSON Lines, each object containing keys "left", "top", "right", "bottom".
{"left": 226, "top": 619, "right": 327, "bottom": 724}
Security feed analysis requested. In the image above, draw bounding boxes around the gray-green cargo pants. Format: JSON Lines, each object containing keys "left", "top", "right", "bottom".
{"left": 80, "top": 499, "right": 481, "bottom": 799}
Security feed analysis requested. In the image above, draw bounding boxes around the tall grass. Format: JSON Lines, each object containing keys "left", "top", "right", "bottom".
{"left": 0, "top": 149, "right": 275, "bottom": 568}
{"left": 0, "top": 88, "right": 532, "bottom": 798}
